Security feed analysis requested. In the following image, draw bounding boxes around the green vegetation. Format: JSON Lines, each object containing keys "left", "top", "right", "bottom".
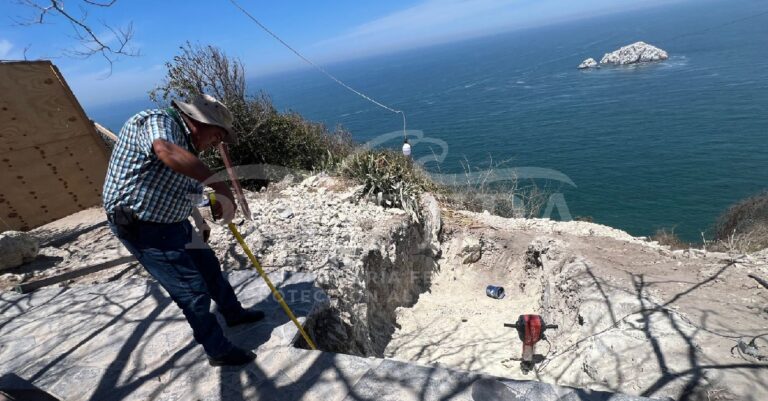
{"left": 150, "top": 42, "right": 547, "bottom": 219}
{"left": 149, "top": 42, "right": 354, "bottom": 187}
{"left": 340, "top": 149, "right": 439, "bottom": 218}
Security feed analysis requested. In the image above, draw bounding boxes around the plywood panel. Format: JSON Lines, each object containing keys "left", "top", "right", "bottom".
{"left": 0, "top": 61, "right": 110, "bottom": 231}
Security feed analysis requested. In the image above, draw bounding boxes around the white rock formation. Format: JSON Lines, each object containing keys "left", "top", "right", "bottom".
{"left": 460, "top": 235, "right": 482, "bottom": 264}
{"left": 204, "top": 175, "right": 442, "bottom": 355}
{"left": 578, "top": 58, "right": 598, "bottom": 69}
{"left": 600, "top": 41, "right": 668, "bottom": 65}
{"left": 0, "top": 231, "right": 39, "bottom": 271}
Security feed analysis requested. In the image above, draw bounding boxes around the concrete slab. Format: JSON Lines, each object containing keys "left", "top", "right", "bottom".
{"left": 344, "top": 358, "right": 478, "bottom": 401}
{"left": 0, "top": 271, "right": 328, "bottom": 400}
{"left": 0, "top": 271, "right": 664, "bottom": 401}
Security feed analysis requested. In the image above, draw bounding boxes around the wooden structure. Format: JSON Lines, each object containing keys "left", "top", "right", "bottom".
{"left": 0, "top": 61, "right": 111, "bottom": 232}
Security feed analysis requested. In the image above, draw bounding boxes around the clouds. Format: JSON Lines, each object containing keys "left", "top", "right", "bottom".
{"left": 311, "top": 0, "right": 683, "bottom": 60}
{"left": 344, "top": 0, "right": 515, "bottom": 39}
{"left": 0, "top": 39, "right": 16, "bottom": 59}
{"left": 313, "top": 0, "right": 519, "bottom": 57}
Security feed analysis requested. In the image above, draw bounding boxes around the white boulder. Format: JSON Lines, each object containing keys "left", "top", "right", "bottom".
{"left": 0, "top": 231, "right": 39, "bottom": 271}
{"left": 600, "top": 41, "right": 668, "bottom": 65}
{"left": 578, "top": 58, "right": 598, "bottom": 69}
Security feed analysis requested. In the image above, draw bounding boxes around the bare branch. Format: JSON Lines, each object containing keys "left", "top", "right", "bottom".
{"left": 12, "top": 0, "right": 137, "bottom": 68}
{"left": 149, "top": 42, "right": 245, "bottom": 106}
{"left": 82, "top": 0, "right": 116, "bottom": 6}
{"left": 13, "top": 0, "right": 55, "bottom": 25}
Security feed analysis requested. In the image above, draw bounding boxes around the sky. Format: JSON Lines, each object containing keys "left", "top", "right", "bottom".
{"left": 0, "top": 0, "right": 686, "bottom": 108}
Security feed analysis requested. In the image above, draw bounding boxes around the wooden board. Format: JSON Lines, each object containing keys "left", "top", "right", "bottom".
{"left": 0, "top": 61, "right": 110, "bottom": 232}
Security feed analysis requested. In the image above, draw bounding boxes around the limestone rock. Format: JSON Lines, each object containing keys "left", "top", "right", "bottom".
{"left": 205, "top": 174, "right": 440, "bottom": 356}
{"left": 0, "top": 231, "right": 39, "bottom": 271}
{"left": 419, "top": 193, "right": 442, "bottom": 257}
{"left": 578, "top": 58, "right": 598, "bottom": 69}
{"left": 271, "top": 174, "right": 296, "bottom": 191}
{"left": 525, "top": 237, "right": 565, "bottom": 270}
{"left": 278, "top": 208, "right": 294, "bottom": 219}
{"left": 600, "top": 41, "right": 668, "bottom": 66}
{"left": 461, "top": 236, "right": 482, "bottom": 264}
{"left": 301, "top": 175, "right": 319, "bottom": 187}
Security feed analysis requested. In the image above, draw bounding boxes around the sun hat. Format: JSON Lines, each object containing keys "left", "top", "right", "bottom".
{"left": 172, "top": 94, "right": 237, "bottom": 144}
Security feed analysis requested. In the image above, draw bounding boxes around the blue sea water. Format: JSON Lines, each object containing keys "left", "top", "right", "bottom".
{"left": 89, "top": 0, "right": 768, "bottom": 242}
{"left": 247, "top": 0, "right": 768, "bottom": 242}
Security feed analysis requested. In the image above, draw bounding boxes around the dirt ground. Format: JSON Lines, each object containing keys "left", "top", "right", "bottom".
{"left": 0, "top": 207, "right": 145, "bottom": 292}
{"left": 386, "top": 211, "right": 768, "bottom": 401}
{"left": 4, "top": 194, "right": 767, "bottom": 401}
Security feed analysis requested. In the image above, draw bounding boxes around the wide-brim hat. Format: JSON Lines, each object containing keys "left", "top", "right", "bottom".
{"left": 172, "top": 94, "right": 237, "bottom": 144}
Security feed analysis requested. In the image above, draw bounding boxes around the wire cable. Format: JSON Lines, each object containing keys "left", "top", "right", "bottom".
{"left": 226, "top": 0, "right": 408, "bottom": 139}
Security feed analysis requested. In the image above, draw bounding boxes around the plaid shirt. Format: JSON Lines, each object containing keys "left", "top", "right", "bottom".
{"left": 103, "top": 108, "right": 203, "bottom": 223}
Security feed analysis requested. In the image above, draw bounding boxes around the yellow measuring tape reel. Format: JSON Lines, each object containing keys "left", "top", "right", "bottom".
{"left": 209, "top": 193, "right": 317, "bottom": 350}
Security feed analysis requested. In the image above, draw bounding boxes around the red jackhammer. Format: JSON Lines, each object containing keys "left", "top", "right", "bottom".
{"left": 504, "top": 314, "right": 558, "bottom": 373}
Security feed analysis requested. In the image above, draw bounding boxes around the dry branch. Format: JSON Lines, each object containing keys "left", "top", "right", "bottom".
{"left": 12, "top": 0, "right": 138, "bottom": 70}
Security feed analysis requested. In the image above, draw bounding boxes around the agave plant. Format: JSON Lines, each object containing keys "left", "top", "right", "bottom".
{"left": 341, "top": 149, "right": 437, "bottom": 221}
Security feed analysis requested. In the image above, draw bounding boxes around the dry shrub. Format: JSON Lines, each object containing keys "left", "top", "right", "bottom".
{"left": 713, "top": 191, "right": 768, "bottom": 253}
{"left": 651, "top": 227, "right": 689, "bottom": 250}
{"left": 437, "top": 158, "right": 549, "bottom": 219}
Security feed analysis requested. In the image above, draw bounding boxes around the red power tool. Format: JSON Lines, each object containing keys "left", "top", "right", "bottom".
{"left": 504, "top": 314, "right": 558, "bottom": 373}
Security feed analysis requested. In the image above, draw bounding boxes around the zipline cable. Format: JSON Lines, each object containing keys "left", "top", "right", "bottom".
{"left": 226, "top": 0, "right": 408, "bottom": 140}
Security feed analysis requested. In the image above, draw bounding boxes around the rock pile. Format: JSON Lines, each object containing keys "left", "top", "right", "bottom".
{"left": 207, "top": 174, "right": 441, "bottom": 355}
{"left": 208, "top": 175, "right": 405, "bottom": 273}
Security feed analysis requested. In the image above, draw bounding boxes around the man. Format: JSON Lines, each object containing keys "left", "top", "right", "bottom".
{"left": 103, "top": 94, "right": 263, "bottom": 366}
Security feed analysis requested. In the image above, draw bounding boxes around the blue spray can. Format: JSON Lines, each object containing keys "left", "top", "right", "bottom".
{"left": 486, "top": 285, "right": 505, "bottom": 299}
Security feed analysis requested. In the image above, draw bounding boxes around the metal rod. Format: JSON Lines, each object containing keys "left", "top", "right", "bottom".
{"left": 217, "top": 142, "right": 253, "bottom": 221}
{"left": 210, "top": 194, "right": 317, "bottom": 350}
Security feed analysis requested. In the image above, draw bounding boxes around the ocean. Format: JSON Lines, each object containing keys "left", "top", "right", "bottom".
{"left": 91, "top": 0, "right": 768, "bottom": 242}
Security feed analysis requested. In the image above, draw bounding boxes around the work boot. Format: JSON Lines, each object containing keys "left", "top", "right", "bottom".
{"left": 208, "top": 347, "right": 256, "bottom": 367}
{"left": 224, "top": 307, "right": 266, "bottom": 327}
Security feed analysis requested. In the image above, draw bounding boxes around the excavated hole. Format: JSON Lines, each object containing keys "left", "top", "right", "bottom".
{"left": 377, "top": 234, "right": 576, "bottom": 380}
{"left": 298, "top": 217, "right": 440, "bottom": 357}
{"left": 296, "top": 216, "right": 738, "bottom": 401}
{"left": 295, "top": 226, "right": 609, "bottom": 395}
{"left": 299, "top": 225, "right": 581, "bottom": 383}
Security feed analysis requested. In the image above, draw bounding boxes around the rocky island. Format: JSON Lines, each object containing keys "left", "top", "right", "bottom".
{"left": 600, "top": 41, "right": 668, "bottom": 65}
{"left": 578, "top": 41, "right": 669, "bottom": 69}
{"left": 577, "top": 57, "right": 598, "bottom": 69}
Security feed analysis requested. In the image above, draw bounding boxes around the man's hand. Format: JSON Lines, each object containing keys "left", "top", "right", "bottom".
{"left": 210, "top": 182, "right": 236, "bottom": 223}
{"left": 153, "top": 138, "right": 237, "bottom": 223}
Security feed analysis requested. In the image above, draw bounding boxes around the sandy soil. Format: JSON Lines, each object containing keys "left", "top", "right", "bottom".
{"left": 386, "top": 210, "right": 768, "bottom": 401}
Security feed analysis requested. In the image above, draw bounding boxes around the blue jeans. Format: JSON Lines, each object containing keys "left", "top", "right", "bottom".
{"left": 109, "top": 219, "right": 243, "bottom": 358}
